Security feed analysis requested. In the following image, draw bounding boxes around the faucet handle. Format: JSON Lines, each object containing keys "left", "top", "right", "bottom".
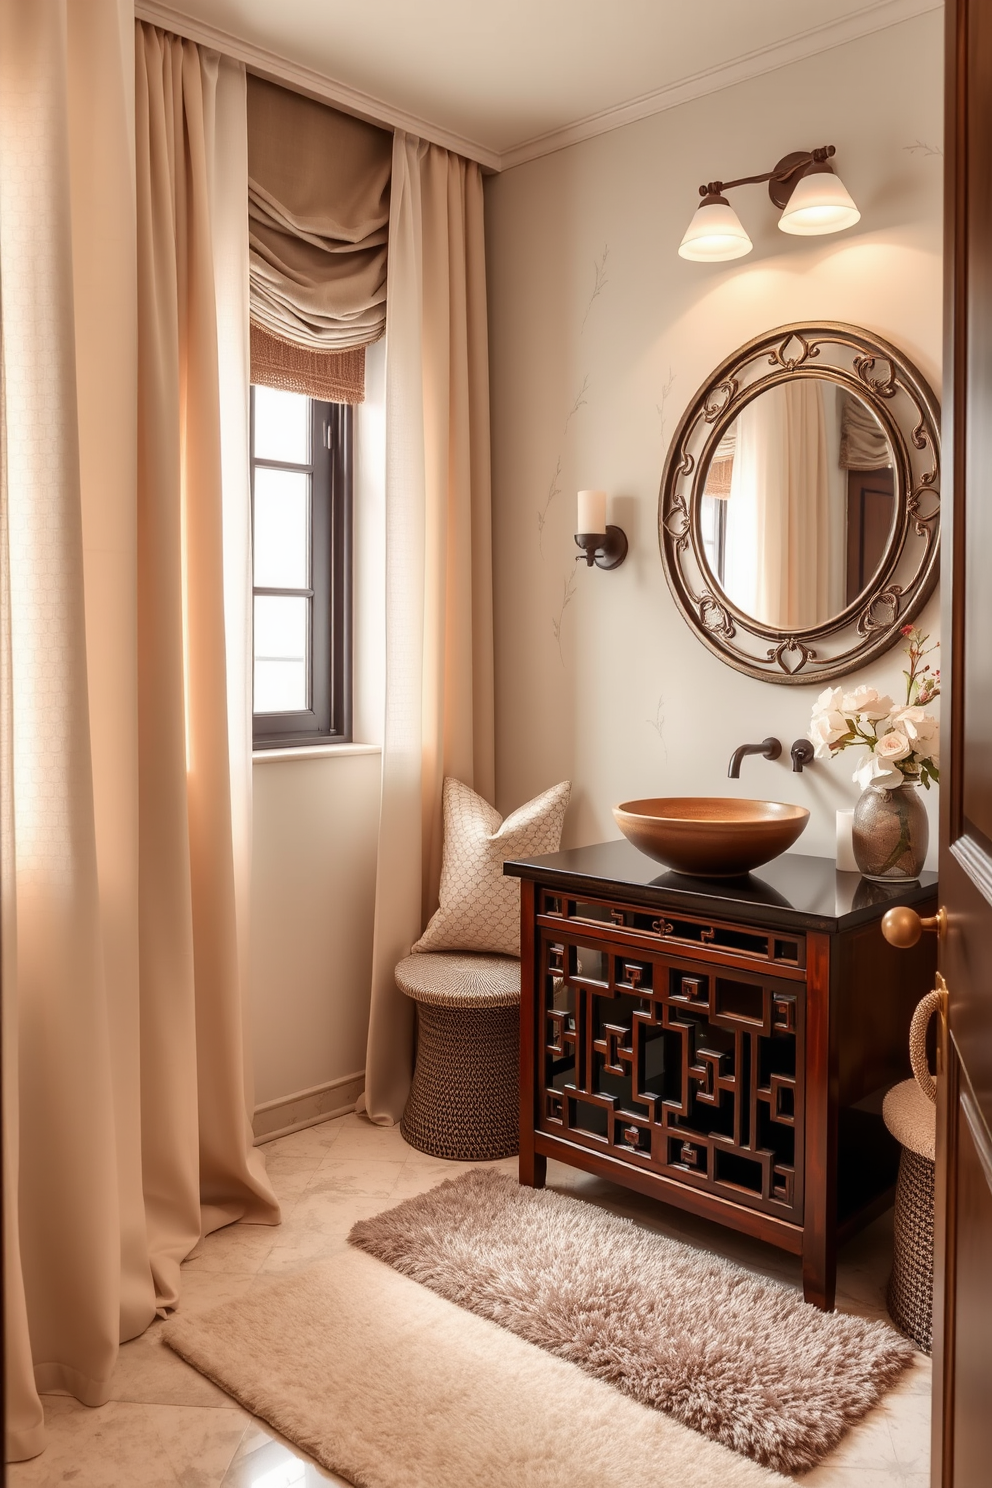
{"left": 790, "top": 739, "right": 815, "bottom": 772}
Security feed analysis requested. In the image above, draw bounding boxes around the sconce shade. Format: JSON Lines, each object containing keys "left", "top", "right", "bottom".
{"left": 778, "top": 165, "right": 860, "bottom": 236}
{"left": 577, "top": 488, "right": 608, "bottom": 535}
{"left": 678, "top": 193, "right": 752, "bottom": 262}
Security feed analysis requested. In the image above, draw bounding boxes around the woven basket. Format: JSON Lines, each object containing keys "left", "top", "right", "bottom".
{"left": 882, "top": 989, "right": 940, "bottom": 1353}
{"left": 401, "top": 1001, "right": 520, "bottom": 1162}
{"left": 887, "top": 1146, "right": 935, "bottom": 1352}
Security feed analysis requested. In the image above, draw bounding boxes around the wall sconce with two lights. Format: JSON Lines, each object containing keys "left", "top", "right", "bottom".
{"left": 573, "top": 147, "right": 859, "bottom": 562}
{"left": 679, "top": 144, "right": 860, "bottom": 262}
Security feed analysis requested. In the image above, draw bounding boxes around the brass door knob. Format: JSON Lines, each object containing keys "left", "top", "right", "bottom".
{"left": 881, "top": 905, "right": 947, "bottom": 948}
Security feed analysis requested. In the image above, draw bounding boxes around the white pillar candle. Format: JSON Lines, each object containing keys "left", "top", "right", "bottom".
{"left": 577, "top": 489, "right": 608, "bottom": 535}
{"left": 836, "top": 809, "right": 857, "bottom": 872}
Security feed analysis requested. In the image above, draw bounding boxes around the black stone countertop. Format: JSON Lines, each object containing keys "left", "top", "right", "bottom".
{"left": 504, "top": 840, "right": 939, "bottom": 935}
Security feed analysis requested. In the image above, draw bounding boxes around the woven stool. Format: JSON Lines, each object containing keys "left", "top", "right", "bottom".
{"left": 396, "top": 952, "right": 520, "bottom": 1162}
{"left": 883, "top": 990, "right": 940, "bottom": 1352}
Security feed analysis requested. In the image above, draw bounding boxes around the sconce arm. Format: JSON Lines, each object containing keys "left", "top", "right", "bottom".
{"left": 698, "top": 146, "right": 834, "bottom": 199}
{"left": 573, "top": 526, "right": 628, "bottom": 571}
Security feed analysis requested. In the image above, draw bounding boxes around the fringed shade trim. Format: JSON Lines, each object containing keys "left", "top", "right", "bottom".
{"left": 250, "top": 322, "right": 368, "bottom": 405}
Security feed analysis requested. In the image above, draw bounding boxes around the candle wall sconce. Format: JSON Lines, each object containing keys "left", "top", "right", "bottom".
{"left": 575, "top": 489, "right": 628, "bottom": 570}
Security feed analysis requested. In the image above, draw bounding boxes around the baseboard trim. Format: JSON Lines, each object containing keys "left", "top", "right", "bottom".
{"left": 253, "top": 1071, "right": 365, "bottom": 1145}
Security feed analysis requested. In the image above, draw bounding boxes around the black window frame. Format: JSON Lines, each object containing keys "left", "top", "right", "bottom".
{"left": 700, "top": 486, "right": 728, "bottom": 586}
{"left": 250, "top": 389, "right": 353, "bottom": 749}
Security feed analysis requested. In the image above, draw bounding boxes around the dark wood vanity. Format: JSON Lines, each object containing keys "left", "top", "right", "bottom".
{"left": 505, "top": 843, "right": 937, "bottom": 1310}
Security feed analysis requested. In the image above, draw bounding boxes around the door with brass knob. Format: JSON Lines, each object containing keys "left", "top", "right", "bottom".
{"left": 933, "top": 7, "right": 992, "bottom": 1482}
{"left": 882, "top": 908, "right": 951, "bottom": 1078}
{"left": 882, "top": 905, "right": 948, "bottom": 949}
{"left": 882, "top": 907, "right": 950, "bottom": 1065}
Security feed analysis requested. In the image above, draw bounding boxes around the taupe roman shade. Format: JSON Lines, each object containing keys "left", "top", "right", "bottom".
{"left": 705, "top": 426, "right": 737, "bottom": 498}
{"left": 839, "top": 390, "right": 891, "bottom": 470}
{"left": 247, "top": 75, "right": 391, "bottom": 403}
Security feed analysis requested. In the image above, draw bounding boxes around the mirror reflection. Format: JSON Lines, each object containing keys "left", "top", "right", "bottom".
{"left": 700, "top": 379, "right": 894, "bottom": 629}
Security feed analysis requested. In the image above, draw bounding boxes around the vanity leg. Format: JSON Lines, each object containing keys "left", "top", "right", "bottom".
{"left": 517, "top": 879, "right": 545, "bottom": 1189}
{"left": 519, "top": 1147, "right": 547, "bottom": 1189}
{"left": 802, "top": 1224, "right": 837, "bottom": 1311}
{"left": 803, "top": 931, "right": 837, "bottom": 1310}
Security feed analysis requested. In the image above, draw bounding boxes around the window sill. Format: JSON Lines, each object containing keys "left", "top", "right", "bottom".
{"left": 252, "top": 742, "right": 381, "bottom": 763}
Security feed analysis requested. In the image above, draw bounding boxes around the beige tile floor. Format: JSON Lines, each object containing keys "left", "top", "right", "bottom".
{"left": 9, "top": 1112, "right": 932, "bottom": 1488}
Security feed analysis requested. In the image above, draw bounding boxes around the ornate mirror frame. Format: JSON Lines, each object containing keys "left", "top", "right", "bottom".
{"left": 658, "top": 323, "right": 941, "bottom": 684}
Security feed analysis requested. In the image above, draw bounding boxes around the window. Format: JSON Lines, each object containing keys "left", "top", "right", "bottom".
{"left": 700, "top": 489, "right": 728, "bottom": 584}
{"left": 250, "top": 385, "right": 352, "bottom": 747}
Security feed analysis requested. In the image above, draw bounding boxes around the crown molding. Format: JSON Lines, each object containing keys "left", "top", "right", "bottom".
{"left": 133, "top": 1, "right": 503, "bottom": 170}
{"left": 135, "top": 0, "right": 939, "bottom": 175}
{"left": 499, "top": 0, "right": 942, "bottom": 170}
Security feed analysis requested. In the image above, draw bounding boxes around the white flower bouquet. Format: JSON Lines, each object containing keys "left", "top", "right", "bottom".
{"left": 808, "top": 627, "right": 940, "bottom": 792}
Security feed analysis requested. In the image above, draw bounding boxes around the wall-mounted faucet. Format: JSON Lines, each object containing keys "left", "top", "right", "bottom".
{"left": 727, "top": 737, "right": 782, "bottom": 779}
{"left": 790, "top": 739, "right": 815, "bottom": 773}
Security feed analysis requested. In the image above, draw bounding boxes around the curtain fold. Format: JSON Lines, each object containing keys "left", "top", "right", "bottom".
{"left": 0, "top": 10, "right": 277, "bottom": 1461}
{"left": 0, "top": 88, "right": 48, "bottom": 1462}
{"left": 68, "top": 0, "right": 151, "bottom": 1349}
{"left": 361, "top": 132, "right": 495, "bottom": 1125}
{"left": 1, "top": 2, "right": 140, "bottom": 1449}
{"left": 723, "top": 380, "right": 832, "bottom": 631}
{"left": 135, "top": 20, "right": 278, "bottom": 1291}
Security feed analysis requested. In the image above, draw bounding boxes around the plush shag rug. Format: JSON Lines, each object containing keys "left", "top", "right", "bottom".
{"left": 348, "top": 1168, "right": 915, "bottom": 1475}
{"left": 163, "top": 1248, "right": 789, "bottom": 1488}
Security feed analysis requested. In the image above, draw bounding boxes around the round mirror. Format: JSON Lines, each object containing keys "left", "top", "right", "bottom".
{"left": 659, "top": 325, "right": 940, "bottom": 684}
{"left": 698, "top": 380, "right": 896, "bottom": 630}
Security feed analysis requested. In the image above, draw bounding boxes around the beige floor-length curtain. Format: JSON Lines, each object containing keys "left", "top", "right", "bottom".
{"left": 361, "top": 132, "right": 495, "bottom": 1124}
{"left": 1, "top": 3, "right": 145, "bottom": 1457}
{"left": 134, "top": 19, "right": 277, "bottom": 1275}
{"left": 0, "top": 7, "right": 276, "bottom": 1461}
{"left": 723, "top": 380, "right": 832, "bottom": 630}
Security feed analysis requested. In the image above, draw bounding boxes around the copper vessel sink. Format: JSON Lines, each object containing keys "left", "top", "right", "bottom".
{"left": 612, "top": 797, "right": 810, "bottom": 877}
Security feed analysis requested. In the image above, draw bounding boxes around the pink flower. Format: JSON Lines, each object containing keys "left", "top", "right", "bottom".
{"left": 841, "top": 685, "right": 893, "bottom": 720}
{"left": 812, "top": 685, "right": 844, "bottom": 716}
{"left": 875, "top": 729, "right": 912, "bottom": 762}
{"left": 809, "top": 710, "right": 849, "bottom": 759}
{"left": 853, "top": 752, "right": 903, "bottom": 790}
{"left": 888, "top": 705, "right": 937, "bottom": 748}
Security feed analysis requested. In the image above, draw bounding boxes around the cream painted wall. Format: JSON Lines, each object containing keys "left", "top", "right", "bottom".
{"left": 485, "top": 11, "right": 943, "bottom": 867}
{"left": 248, "top": 342, "right": 385, "bottom": 1118}
{"left": 250, "top": 749, "right": 380, "bottom": 1108}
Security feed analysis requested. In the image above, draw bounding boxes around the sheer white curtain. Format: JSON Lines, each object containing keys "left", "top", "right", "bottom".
{"left": 0, "top": 8, "right": 276, "bottom": 1461}
{"left": 361, "top": 132, "right": 495, "bottom": 1125}
{"left": 723, "top": 380, "right": 832, "bottom": 630}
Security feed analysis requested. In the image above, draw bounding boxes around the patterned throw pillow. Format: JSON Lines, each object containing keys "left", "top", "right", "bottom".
{"left": 414, "top": 778, "right": 571, "bottom": 957}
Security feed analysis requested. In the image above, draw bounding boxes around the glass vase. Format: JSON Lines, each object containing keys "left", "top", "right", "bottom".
{"left": 852, "top": 774, "right": 929, "bottom": 882}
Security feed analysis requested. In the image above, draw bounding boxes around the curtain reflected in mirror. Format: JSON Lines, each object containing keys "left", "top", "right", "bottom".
{"left": 700, "top": 380, "right": 894, "bottom": 630}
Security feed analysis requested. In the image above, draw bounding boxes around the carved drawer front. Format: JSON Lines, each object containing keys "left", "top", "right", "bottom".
{"left": 539, "top": 930, "right": 804, "bottom": 1220}
{"left": 538, "top": 890, "right": 804, "bottom": 972}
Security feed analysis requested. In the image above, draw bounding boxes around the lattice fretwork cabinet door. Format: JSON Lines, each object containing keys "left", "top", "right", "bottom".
{"left": 537, "top": 931, "right": 805, "bottom": 1221}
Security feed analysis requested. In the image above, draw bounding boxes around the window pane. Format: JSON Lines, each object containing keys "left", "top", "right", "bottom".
{"left": 253, "top": 468, "right": 310, "bottom": 588}
{"left": 254, "top": 595, "right": 308, "bottom": 714}
{"left": 253, "top": 385, "right": 309, "bottom": 464}
{"left": 254, "top": 659, "right": 307, "bottom": 715}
